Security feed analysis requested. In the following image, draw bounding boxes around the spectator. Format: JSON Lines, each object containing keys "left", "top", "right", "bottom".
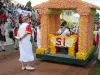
{"left": 0, "top": 23, "right": 6, "bottom": 51}
{"left": 8, "top": 17, "right": 15, "bottom": 44}
{"left": 37, "top": 22, "right": 41, "bottom": 48}
{"left": 19, "top": 14, "right": 23, "bottom": 24}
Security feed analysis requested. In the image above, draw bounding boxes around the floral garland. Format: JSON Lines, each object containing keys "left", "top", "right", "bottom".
{"left": 48, "top": 34, "right": 78, "bottom": 56}
{"left": 68, "top": 35, "right": 78, "bottom": 56}
{"left": 36, "top": 33, "right": 94, "bottom": 60}
{"left": 48, "top": 34, "right": 56, "bottom": 54}
{"left": 36, "top": 48, "right": 48, "bottom": 54}
{"left": 76, "top": 45, "right": 94, "bottom": 60}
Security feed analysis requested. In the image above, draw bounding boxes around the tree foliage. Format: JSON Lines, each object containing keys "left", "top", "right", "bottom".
{"left": 95, "top": 12, "right": 100, "bottom": 24}
{"left": 25, "top": 1, "right": 32, "bottom": 9}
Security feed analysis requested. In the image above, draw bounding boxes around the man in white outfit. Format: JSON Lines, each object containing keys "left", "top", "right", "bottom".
{"left": 17, "top": 16, "right": 35, "bottom": 70}
{"left": 56, "top": 21, "right": 70, "bottom": 53}
{"left": 57, "top": 21, "right": 70, "bottom": 36}
{"left": 97, "top": 30, "right": 100, "bottom": 61}
{"left": 37, "top": 23, "right": 41, "bottom": 48}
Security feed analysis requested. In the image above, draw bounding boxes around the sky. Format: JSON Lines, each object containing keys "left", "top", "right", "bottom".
{"left": 84, "top": 0, "right": 100, "bottom": 6}
{"left": 13, "top": 0, "right": 48, "bottom": 6}
{"left": 13, "top": 0, "right": 100, "bottom": 7}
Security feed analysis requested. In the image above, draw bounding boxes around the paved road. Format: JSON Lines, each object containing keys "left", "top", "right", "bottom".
{"left": 0, "top": 52, "right": 94, "bottom": 75}
{"left": 0, "top": 43, "right": 97, "bottom": 75}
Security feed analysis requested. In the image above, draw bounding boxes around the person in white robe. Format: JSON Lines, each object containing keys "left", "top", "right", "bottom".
{"left": 31, "top": 27, "right": 35, "bottom": 42}
{"left": 37, "top": 25, "right": 41, "bottom": 48}
{"left": 17, "top": 16, "right": 35, "bottom": 70}
{"left": 97, "top": 30, "right": 100, "bottom": 61}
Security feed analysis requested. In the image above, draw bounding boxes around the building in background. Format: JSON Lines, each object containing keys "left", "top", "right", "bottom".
{"left": 60, "top": 10, "right": 80, "bottom": 28}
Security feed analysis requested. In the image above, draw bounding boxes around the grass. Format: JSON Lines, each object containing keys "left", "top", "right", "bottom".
{"left": 88, "top": 61, "right": 100, "bottom": 75}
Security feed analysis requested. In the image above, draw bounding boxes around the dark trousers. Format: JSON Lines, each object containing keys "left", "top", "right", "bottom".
{"left": 56, "top": 47, "right": 68, "bottom": 54}
{"left": 9, "top": 31, "right": 15, "bottom": 43}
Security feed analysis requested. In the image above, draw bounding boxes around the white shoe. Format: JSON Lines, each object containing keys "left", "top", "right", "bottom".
{"left": 22, "top": 67, "right": 26, "bottom": 70}
{"left": 26, "top": 66, "right": 35, "bottom": 70}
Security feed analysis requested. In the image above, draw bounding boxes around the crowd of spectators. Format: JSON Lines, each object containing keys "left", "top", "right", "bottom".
{"left": 0, "top": 0, "right": 40, "bottom": 51}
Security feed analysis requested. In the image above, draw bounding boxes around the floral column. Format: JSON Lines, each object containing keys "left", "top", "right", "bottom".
{"left": 48, "top": 14, "right": 60, "bottom": 34}
{"left": 76, "top": 8, "right": 96, "bottom": 60}
{"left": 76, "top": 15, "right": 89, "bottom": 60}
{"left": 88, "top": 9, "right": 96, "bottom": 50}
{"left": 41, "top": 14, "right": 49, "bottom": 48}
{"left": 48, "top": 14, "right": 60, "bottom": 54}
{"left": 40, "top": 13, "right": 60, "bottom": 48}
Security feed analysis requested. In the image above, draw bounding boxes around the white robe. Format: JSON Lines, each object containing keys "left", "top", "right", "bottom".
{"left": 18, "top": 23, "right": 34, "bottom": 62}
{"left": 97, "top": 31, "right": 100, "bottom": 60}
{"left": 37, "top": 27, "right": 41, "bottom": 48}
{"left": 94, "top": 31, "right": 98, "bottom": 43}
{"left": 32, "top": 28, "right": 35, "bottom": 42}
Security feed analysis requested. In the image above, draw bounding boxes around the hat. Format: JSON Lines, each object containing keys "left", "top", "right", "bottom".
{"left": 61, "top": 21, "right": 67, "bottom": 26}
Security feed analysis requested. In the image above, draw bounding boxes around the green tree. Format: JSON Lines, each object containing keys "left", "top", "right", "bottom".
{"left": 94, "top": 12, "right": 100, "bottom": 30}
{"left": 95, "top": 12, "right": 99, "bottom": 23}
{"left": 25, "top": 0, "right": 32, "bottom": 9}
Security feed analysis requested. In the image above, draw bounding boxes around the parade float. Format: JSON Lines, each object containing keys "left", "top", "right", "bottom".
{"left": 33, "top": 0, "right": 100, "bottom": 65}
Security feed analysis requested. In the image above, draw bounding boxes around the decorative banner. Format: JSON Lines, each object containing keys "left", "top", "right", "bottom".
{"left": 51, "top": 36, "right": 77, "bottom": 47}
{"left": 17, "top": 9, "right": 32, "bottom": 16}
{"left": 66, "top": 38, "right": 75, "bottom": 47}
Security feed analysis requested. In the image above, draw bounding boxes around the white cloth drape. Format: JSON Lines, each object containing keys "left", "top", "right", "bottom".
{"left": 18, "top": 23, "right": 34, "bottom": 62}
{"left": 37, "top": 27, "right": 41, "bottom": 48}
{"left": 97, "top": 31, "right": 100, "bottom": 60}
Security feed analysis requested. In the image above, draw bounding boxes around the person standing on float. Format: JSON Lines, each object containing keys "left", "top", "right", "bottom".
{"left": 57, "top": 21, "right": 70, "bottom": 36}
{"left": 56, "top": 21, "right": 70, "bottom": 53}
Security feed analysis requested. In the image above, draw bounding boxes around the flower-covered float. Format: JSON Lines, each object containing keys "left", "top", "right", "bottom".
{"left": 33, "top": 0, "right": 100, "bottom": 65}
